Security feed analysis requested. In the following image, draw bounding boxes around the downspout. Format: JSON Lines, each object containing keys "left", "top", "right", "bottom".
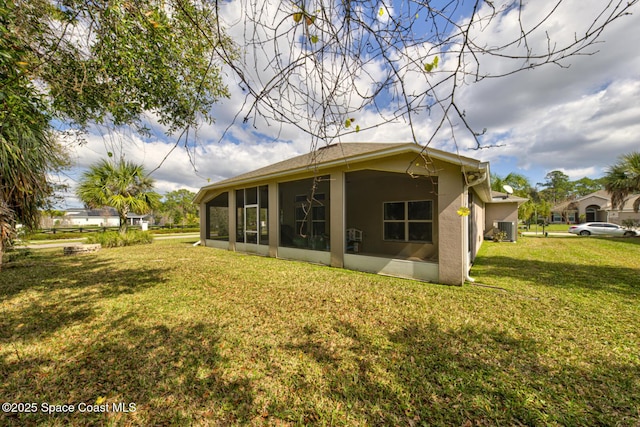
{"left": 463, "top": 164, "right": 489, "bottom": 283}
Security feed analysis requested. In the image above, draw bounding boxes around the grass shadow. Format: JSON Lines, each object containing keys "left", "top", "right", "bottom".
{"left": 1, "top": 250, "right": 168, "bottom": 342}
{"left": 1, "top": 319, "right": 255, "bottom": 425}
{"left": 473, "top": 256, "right": 639, "bottom": 297}
{"left": 279, "top": 318, "right": 638, "bottom": 425}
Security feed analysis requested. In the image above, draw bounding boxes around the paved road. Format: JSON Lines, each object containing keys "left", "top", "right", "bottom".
{"left": 521, "top": 231, "right": 575, "bottom": 237}
{"left": 20, "top": 233, "right": 201, "bottom": 249}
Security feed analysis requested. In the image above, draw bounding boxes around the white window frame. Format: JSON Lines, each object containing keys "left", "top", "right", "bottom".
{"left": 382, "top": 200, "right": 433, "bottom": 243}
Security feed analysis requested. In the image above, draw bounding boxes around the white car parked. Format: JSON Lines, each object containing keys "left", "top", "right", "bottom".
{"left": 568, "top": 222, "right": 637, "bottom": 237}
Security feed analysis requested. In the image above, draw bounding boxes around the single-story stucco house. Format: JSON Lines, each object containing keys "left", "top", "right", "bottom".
{"left": 40, "top": 208, "right": 121, "bottom": 228}
{"left": 549, "top": 189, "right": 640, "bottom": 224}
{"left": 39, "top": 208, "right": 153, "bottom": 229}
{"left": 195, "top": 143, "right": 525, "bottom": 286}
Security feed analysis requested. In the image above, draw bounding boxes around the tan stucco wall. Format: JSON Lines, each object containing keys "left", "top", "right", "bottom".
{"left": 577, "top": 196, "right": 608, "bottom": 212}
{"left": 436, "top": 162, "right": 465, "bottom": 286}
{"left": 485, "top": 202, "right": 519, "bottom": 233}
{"left": 199, "top": 204, "right": 206, "bottom": 243}
{"left": 330, "top": 172, "right": 345, "bottom": 267}
{"left": 610, "top": 210, "right": 640, "bottom": 224}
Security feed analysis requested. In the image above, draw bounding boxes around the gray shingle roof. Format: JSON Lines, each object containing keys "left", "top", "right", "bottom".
{"left": 214, "top": 142, "right": 406, "bottom": 187}
{"left": 195, "top": 142, "right": 489, "bottom": 203}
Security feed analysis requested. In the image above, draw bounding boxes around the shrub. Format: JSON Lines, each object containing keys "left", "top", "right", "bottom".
{"left": 25, "top": 231, "right": 88, "bottom": 241}
{"left": 149, "top": 227, "right": 200, "bottom": 235}
{"left": 86, "top": 230, "right": 153, "bottom": 248}
{"left": 493, "top": 230, "right": 508, "bottom": 242}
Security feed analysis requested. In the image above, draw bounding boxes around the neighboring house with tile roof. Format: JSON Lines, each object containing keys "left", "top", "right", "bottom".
{"left": 194, "top": 143, "right": 526, "bottom": 286}
{"left": 549, "top": 189, "right": 640, "bottom": 224}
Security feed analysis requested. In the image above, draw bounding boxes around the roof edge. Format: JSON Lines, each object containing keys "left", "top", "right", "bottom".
{"left": 195, "top": 143, "right": 486, "bottom": 203}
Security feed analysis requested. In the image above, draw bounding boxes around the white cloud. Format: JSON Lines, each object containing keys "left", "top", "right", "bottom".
{"left": 554, "top": 166, "right": 599, "bottom": 181}
{"left": 448, "top": 0, "right": 640, "bottom": 183}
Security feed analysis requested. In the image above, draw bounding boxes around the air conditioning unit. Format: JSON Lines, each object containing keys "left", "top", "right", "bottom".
{"left": 495, "top": 221, "right": 516, "bottom": 242}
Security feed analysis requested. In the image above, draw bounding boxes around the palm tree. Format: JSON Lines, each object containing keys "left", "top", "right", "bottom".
{"left": 77, "top": 160, "right": 161, "bottom": 233}
{"left": 1, "top": 45, "right": 68, "bottom": 269}
{"left": 604, "top": 152, "right": 640, "bottom": 213}
{"left": 491, "top": 172, "right": 532, "bottom": 196}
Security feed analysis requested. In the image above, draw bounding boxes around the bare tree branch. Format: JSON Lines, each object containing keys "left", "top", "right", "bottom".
{"left": 200, "top": 0, "right": 638, "bottom": 155}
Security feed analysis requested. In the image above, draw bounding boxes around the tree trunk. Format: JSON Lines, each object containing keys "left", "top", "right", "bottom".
{"left": 119, "top": 206, "right": 129, "bottom": 235}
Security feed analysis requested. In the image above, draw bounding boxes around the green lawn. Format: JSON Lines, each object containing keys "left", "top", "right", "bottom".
{"left": 1, "top": 236, "right": 638, "bottom": 426}
{"left": 522, "top": 223, "right": 571, "bottom": 232}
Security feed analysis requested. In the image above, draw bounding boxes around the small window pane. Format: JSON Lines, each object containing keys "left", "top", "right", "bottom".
{"left": 384, "top": 222, "right": 405, "bottom": 240}
{"left": 384, "top": 202, "right": 405, "bottom": 220}
{"left": 295, "top": 221, "right": 308, "bottom": 236}
{"left": 409, "top": 223, "right": 432, "bottom": 242}
{"left": 295, "top": 207, "right": 307, "bottom": 221}
{"left": 408, "top": 201, "right": 432, "bottom": 220}
{"left": 312, "top": 206, "right": 325, "bottom": 220}
{"left": 312, "top": 222, "right": 325, "bottom": 235}
{"left": 246, "top": 207, "right": 258, "bottom": 232}
{"left": 246, "top": 187, "right": 258, "bottom": 204}
{"left": 236, "top": 207, "right": 244, "bottom": 242}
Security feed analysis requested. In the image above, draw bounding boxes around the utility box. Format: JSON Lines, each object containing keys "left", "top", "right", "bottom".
{"left": 495, "top": 221, "right": 516, "bottom": 242}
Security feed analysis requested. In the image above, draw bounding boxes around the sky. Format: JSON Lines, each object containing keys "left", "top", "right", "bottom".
{"left": 58, "top": 0, "right": 640, "bottom": 208}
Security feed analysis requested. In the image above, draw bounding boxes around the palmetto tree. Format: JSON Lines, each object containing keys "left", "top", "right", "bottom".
{"left": 77, "top": 160, "right": 160, "bottom": 234}
{"left": 604, "top": 152, "right": 640, "bottom": 213}
{"left": 1, "top": 6, "right": 69, "bottom": 269}
{"left": 0, "top": 115, "right": 59, "bottom": 269}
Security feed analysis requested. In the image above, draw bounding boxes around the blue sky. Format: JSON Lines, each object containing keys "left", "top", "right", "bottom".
{"left": 60, "top": 0, "right": 640, "bottom": 207}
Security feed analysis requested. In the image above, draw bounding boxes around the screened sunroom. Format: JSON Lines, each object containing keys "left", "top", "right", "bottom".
{"left": 196, "top": 143, "right": 505, "bottom": 286}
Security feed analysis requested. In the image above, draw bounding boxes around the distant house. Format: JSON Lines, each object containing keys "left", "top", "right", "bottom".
{"left": 549, "top": 189, "right": 640, "bottom": 224}
{"left": 194, "top": 143, "right": 526, "bottom": 286}
{"left": 40, "top": 208, "right": 152, "bottom": 228}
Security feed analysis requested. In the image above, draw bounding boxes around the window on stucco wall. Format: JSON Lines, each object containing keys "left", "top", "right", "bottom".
{"left": 383, "top": 200, "right": 433, "bottom": 243}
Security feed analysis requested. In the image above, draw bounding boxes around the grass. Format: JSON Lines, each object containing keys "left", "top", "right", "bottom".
{"left": 24, "top": 227, "right": 199, "bottom": 241}
{"left": 1, "top": 236, "right": 638, "bottom": 426}
{"left": 85, "top": 230, "right": 153, "bottom": 247}
{"left": 521, "top": 223, "right": 573, "bottom": 233}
